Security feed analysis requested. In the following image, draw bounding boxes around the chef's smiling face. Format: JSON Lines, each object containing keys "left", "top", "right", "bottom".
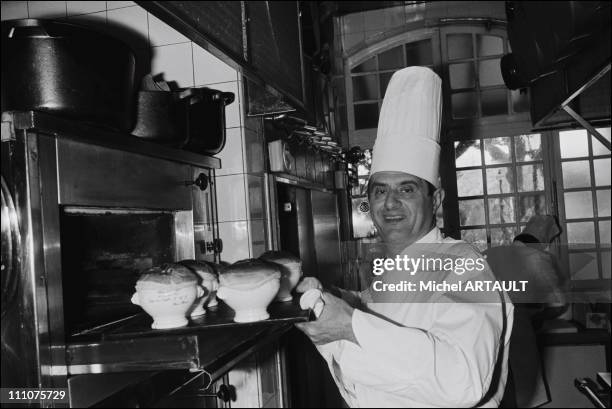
{"left": 368, "top": 171, "right": 443, "bottom": 253}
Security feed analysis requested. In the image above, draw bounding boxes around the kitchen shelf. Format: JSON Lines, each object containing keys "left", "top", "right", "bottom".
{"left": 66, "top": 299, "right": 311, "bottom": 379}
{"left": 2, "top": 110, "right": 221, "bottom": 169}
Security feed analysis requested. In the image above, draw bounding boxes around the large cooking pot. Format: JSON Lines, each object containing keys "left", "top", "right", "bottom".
{"left": 1, "top": 19, "right": 136, "bottom": 132}
{"left": 132, "top": 87, "right": 234, "bottom": 155}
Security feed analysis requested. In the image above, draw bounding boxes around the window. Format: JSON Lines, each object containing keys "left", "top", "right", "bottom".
{"left": 350, "top": 38, "right": 435, "bottom": 131}
{"left": 443, "top": 30, "right": 529, "bottom": 120}
{"left": 556, "top": 128, "right": 611, "bottom": 282}
{"left": 454, "top": 133, "right": 547, "bottom": 250}
{"left": 451, "top": 127, "right": 611, "bottom": 294}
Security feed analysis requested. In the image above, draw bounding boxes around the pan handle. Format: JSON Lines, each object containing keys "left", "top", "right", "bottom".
{"left": 214, "top": 92, "right": 235, "bottom": 106}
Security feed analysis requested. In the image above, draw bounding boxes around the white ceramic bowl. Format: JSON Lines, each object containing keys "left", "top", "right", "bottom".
{"left": 275, "top": 261, "right": 303, "bottom": 301}
{"left": 179, "top": 260, "right": 220, "bottom": 310}
{"left": 132, "top": 282, "right": 203, "bottom": 329}
{"left": 217, "top": 278, "right": 280, "bottom": 323}
{"left": 188, "top": 286, "right": 211, "bottom": 318}
{"left": 202, "top": 276, "right": 219, "bottom": 308}
{"left": 259, "top": 252, "right": 303, "bottom": 302}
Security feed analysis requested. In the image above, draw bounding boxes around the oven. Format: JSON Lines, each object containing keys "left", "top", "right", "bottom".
{"left": 1, "top": 111, "right": 220, "bottom": 406}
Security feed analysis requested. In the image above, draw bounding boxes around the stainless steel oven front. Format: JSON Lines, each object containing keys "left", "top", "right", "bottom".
{"left": 1, "top": 111, "right": 220, "bottom": 401}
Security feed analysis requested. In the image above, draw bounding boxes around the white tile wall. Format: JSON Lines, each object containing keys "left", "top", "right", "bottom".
{"left": 216, "top": 127, "right": 244, "bottom": 176}
{"left": 66, "top": 1, "right": 105, "bottom": 16}
{"left": 28, "top": 1, "right": 66, "bottom": 18}
{"left": 249, "top": 219, "right": 266, "bottom": 258}
{"left": 1, "top": 1, "right": 29, "bottom": 19}
{"left": 247, "top": 175, "right": 264, "bottom": 220}
{"left": 106, "top": 1, "right": 135, "bottom": 10}
{"left": 66, "top": 10, "right": 106, "bottom": 25}
{"left": 218, "top": 221, "right": 250, "bottom": 263}
{"left": 150, "top": 42, "right": 195, "bottom": 88}
{"left": 106, "top": 5, "right": 149, "bottom": 45}
{"left": 193, "top": 44, "right": 238, "bottom": 86}
{"left": 148, "top": 12, "right": 189, "bottom": 46}
{"left": 216, "top": 174, "right": 248, "bottom": 222}
{"left": 1, "top": 0, "right": 264, "bottom": 261}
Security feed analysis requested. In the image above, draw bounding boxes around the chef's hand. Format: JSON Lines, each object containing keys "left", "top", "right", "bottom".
{"left": 295, "top": 292, "right": 358, "bottom": 345}
{"left": 295, "top": 276, "right": 323, "bottom": 293}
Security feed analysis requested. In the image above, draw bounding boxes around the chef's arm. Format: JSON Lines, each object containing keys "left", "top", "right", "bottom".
{"left": 297, "top": 277, "right": 365, "bottom": 309}
{"left": 329, "top": 286, "right": 365, "bottom": 309}
{"left": 337, "top": 301, "right": 511, "bottom": 407}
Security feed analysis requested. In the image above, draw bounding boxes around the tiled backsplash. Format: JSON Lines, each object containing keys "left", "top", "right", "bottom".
{"left": 1, "top": 1, "right": 268, "bottom": 263}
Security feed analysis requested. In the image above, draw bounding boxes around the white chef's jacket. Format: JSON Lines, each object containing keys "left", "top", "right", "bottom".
{"left": 316, "top": 228, "right": 514, "bottom": 408}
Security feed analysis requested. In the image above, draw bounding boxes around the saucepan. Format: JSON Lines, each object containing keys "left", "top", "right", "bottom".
{"left": 132, "top": 87, "right": 234, "bottom": 155}
{"left": 1, "top": 19, "right": 137, "bottom": 132}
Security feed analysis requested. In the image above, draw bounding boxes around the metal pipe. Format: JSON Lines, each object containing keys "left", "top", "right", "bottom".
{"left": 562, "top": 105, "right": 611, "bottom": 151}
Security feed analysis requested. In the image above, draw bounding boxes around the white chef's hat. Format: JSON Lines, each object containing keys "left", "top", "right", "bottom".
{"left": 370, "top": 66, "right": 442, "bottom": 187}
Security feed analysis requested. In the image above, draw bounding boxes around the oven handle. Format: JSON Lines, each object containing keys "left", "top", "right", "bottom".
{"left": 185, "top": 173, "right": 209, "bottom": 191}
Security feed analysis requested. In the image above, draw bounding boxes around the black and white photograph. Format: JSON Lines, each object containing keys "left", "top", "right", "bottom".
{"left": 0, "top": 1, "right": 610, "bottom": 407}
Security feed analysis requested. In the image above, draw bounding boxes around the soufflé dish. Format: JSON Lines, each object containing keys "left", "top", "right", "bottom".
{"left": 131, "top": 263, "right": 203, "bottom": 329}
{"left": 259, "top": 251, "right": 303, "bottom": 302}
{"left": 180, "top": 259, "right": 220, "bottom": 315}
{"left": 216, "top": 259, "right": 281, "bottom": 323}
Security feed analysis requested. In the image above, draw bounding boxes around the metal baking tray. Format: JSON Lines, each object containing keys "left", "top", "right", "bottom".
{"left": 65, "top": 299, "right": 311, "bottom": 376}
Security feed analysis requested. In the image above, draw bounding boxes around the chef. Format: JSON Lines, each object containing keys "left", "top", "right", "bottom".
{"left": 295, "top": 66, "right": 514, "bottom": 408}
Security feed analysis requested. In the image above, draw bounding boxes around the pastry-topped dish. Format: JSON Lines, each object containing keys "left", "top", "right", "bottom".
{"left": 132, "top": 263, "right": 204, "bottom": 329}
{"left": 259, "top": 251, "right": 303, "bottom": 301}
{"left": 217, "top": 259, "right": 281, "bottom": 322}
{"left": 180, "top": 259, "right": 220, "bottom": 314}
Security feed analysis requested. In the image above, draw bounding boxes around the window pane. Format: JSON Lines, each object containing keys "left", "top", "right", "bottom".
{"left": 455, "top": 140, "right": 482, "bottom": 167}
{"left": 602, "top": 252, "right": 611, "bottom": 278}
{"left": 380, "top": 72, "right": 394, "bottom": 97}
{"left": 378, "top": 45, "right": 404, "bottom": 70}
{"left": 515, "top": 134, "right": 541, "bottom": 162}
{"left": 486, "top": 167, "right": 514, "bottom": 194}
{"left": 484, "top": 137, "right": 512, "bottom": 165}
{"left": 351, "top": 57, "right": 376, "bottom": 73}
{"left": 569, "top": 252, "right": 598, "bottom": 280}
{"left": 477, "top": 35, "right": 504, "bottom": 57}
{"left": 518, "top": 194, "right": 547, "bottom": 222}
{"left": 517, "top": 163, "right": 545, "bottom": 192}
{"left": 451, "top": 92, "right": 478, "bottom": 119}
{"left": 461, "top": 229, "right": 487, "bottom": 251}
{"left": 405, "top": 39, "right": 433, "bottom": 66}
{"left": 457, "top": 169, "right": 484, "bottom": 196}
{"left": 447, "top": 34, "right": 473, "bottom": 60}
{"left": 479, "top": 59, "right": 504, "bottom": 86}
{"left": 562, "top": 161, "right": 591, "bottom": 189}
{"left": 490, "top": 226, "right": 518, "bottom": 247}
{"left": 592, "top": 128, "right": 611, "bottom": 156}
{"left": 511, "top": 88, "right": 530, "bottom": 113}
{"left": 597, "top": 189, "right": 611, "bottom": 217}
{"left": 481, "top": 88, "right": 508, "bottom": 116}
{"left": 600, "top": 221, "right": 611, "bottom": 247}
{"left": 559, "top": 129, "right": 588, "bottom": 158}
{"left": 564, "top": 191, "right": 594, "bottom": 219}
{"left": 449, "top": 62, "right": 475, "bottom": 89}
{"left": 354, "top": 103, "right": 379, "bottom": 130}
{"left": 566, "top": 222, "right": 596, "bottom": 244}
{"left": 459, "top": 199, "right": 485, "bottom": 226}
{"left": 593, "top": 158, "right": 611, "bottom": 186}
{"left": 353, "top": 75, "right": 378, "bottom": 101}
{"left": 488, "top": 197, "right": 515, "bottom": 224}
